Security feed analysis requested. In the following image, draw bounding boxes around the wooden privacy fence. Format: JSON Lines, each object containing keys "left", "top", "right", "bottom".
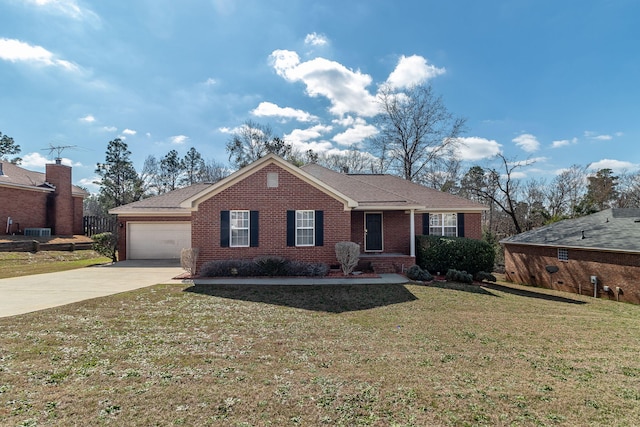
{"left": 83, "top": 216, "right": 117, "bottom": 236}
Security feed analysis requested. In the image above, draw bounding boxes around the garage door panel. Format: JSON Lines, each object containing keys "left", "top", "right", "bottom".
{"left": 128, "top": 222, "right": 191, "bottom": 259}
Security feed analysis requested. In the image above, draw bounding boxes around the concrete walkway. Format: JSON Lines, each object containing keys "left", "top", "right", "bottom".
{"left": 192, "top": 273, "right": 409, "bottom": 286}
{"left": 0, "top": 260, "right": 184, "bottom": 318}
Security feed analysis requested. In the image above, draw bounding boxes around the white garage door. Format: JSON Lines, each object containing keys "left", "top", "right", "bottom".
{"left": 128, "top": 222, "right": 191, "bottom": 259}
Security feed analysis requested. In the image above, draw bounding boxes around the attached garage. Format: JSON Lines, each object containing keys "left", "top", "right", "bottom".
{"left": 127, "top": 222, "right": 191, "bottom": 259}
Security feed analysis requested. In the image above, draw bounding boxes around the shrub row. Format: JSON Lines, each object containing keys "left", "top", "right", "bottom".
{"left": 200, "top": 256, "right": 329, "bottom": 278}
{"left": 415, "top": 235, "right": 494, "bottom": 276}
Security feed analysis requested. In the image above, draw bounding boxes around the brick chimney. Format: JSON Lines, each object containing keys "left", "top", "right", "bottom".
{"left": 45, "top": 161, "right": 74, "bottom": 236}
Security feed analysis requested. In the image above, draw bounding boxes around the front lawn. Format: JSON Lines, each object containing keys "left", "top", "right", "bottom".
{"left": 0, "top": 251, "right": 111, "bottom": 279}
{"left": 1, "top": 281, "right": 639, "bottom": 425}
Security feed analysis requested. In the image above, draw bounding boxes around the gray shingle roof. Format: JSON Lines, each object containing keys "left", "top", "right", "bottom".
{"left": 109, "top": 183, "right": 212, "bottom": 214}
{"left": 501, "top": 208, "right": 640, "bottom": 253}
{"left": 0, "top": 162, "right": 87, "bottom": 196}
{"left": 111, "top": 158, "right": 487, "bottom": 214}
{"left": 302, "top": 163, "right": 486, "bottom": 211}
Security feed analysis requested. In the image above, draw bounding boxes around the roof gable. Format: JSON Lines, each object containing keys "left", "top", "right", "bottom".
{"left": 180, "top": 154, "right": 358, "bottom": 210}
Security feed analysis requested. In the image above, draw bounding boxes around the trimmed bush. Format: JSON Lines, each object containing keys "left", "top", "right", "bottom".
{"left": 92, "top": 232, "right": 117, "bottom": 262}
{"left": 445, "top": 269, "right": 473, "bottom": 284}
{"left": 406, "top": 264, "right": 433, "bottom": 282}
{"left": 199, "top": 259, "right": 260, "bottom": 277}
{"left": 284, "top": 261, "right": 329, "bottom": 277}
{"left": 474, "top": 271, "right": 497, "bottom": 283}
{"left": 199, "top": 258, "right": 329, "bottom": 277}
{"left": 180, "top": 248, "right": 199, "bottom": 276}
{"left": 254, "top": 256, "right": 287, "bottom": 277}
{"left": 335, "top": 241, "right": 360, "bottom": 275}
{"left": 415, "top": 235, "right": 495, "bottom": 276}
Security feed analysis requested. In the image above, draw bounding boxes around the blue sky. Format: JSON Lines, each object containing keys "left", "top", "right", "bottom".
{"left": 1, "top": 0, "right": 638, "bottom": 192}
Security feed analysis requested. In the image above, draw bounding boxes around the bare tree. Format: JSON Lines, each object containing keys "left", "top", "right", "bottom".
{"left": 369, "top": 84, "right": 466, "bottom": 183}
{"left": 545, "top": 164, "right": 587, "bottom": 219}
{"left": 199, "top": 159, "right": 229, "bottom": 183}
{"left": 226, "top": 120, "right": 292, "bottom": 168}
{"left": 617, "top": 170, "right": 640, "bottom": 208}
{"left": 464, "top": 154, "right": 534, "bottom": 235}
{"left": 317, "top": 146, "right": 381, "bottom": 173}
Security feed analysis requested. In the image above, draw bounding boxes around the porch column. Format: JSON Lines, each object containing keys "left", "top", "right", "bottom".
{"left": 409, "top": 209, "right": 415, "bottom": 257}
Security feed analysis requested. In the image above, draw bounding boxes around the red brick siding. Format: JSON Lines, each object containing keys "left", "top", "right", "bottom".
{"left": 45, "top": 164, "right": 74, "bottom": 236}
{"left": 504, "top": 243, "right": 640, "bottom": 304}
{"left": 0, "top": 187, "right": 49, "bottom": 232}
{"left": 192, "top": 164, "right": 351, "bottom": 273}
{"left": 463, "top": 213, "right": 482, "bottom": 239}
{"left": 73, "top": 196, "right": 84, "bottom": 235}
{"left": 115, "top": 216, "right": 191, "bottom": 261}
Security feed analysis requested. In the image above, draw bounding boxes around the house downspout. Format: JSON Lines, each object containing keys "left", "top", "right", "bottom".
{"left": 409, "top": 209, "right": 415, "bottom": 258}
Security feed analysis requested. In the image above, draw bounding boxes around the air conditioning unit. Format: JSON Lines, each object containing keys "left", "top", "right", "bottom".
{"left": 24, "top": 228, "right": 52, "bottom": 237}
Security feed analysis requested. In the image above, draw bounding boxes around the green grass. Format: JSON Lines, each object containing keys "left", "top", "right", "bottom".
{"left": 0, "top": 251, "right": 111, "bottom": 279}
{"left": 1, "top": 280, "right": 639, "bottom": 425}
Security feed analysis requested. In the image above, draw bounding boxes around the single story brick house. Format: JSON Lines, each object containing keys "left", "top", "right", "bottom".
{"left": 110, "top": 154, "right": 487, "bottom": 273}
{"left": 502, "top": 208, "right": 640, "bottom": 304}
{"left": 0, "top": 160, "right": 87, "bottom": 236}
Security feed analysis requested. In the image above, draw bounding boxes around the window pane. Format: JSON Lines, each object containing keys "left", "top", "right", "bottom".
{"left": 429, "top": 214, "right": 442, "bottom": 227}
{"left": 443, "top": 227, "right": 457, "bottom": 237}
{"left": 296, "top": 229, "right": 314, "bottom": 246}
{"left": 429, "top": 227, "right": 443, "bottom": 236}
{"left": 231, "top": 229, "right": 248, "bottom": 247}
{"left": 444, "top": 213, "right": 457, "bottom": 226}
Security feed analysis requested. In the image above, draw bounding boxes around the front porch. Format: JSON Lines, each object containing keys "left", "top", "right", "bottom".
{"left": 359, "top": 253, "right": 415, "bottom": 274}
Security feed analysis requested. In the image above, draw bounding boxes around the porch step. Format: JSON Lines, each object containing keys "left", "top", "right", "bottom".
{"left": 359, "top": 255, "right": 415, "bottom": 274}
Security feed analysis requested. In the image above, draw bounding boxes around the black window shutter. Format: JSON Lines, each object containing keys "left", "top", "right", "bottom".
{"left": 422, "top": 213, "right": 430, "bottom": 235}
{"left": 315, "top": 210, "right": 324, "bottom": 246}
{"left": 457, "top": 213, "right": 465, "bottom": 237}
{"left": 286, "top": 210, "right": 295, "bottom": 247}
{"left": 250, "top": 211, "right": 259, "bottom": 247}
{"left": 220, "top": 210, "right": 230, "bottom": 247}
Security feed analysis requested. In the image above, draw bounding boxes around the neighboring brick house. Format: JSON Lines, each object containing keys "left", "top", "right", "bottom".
{"left": 502, "top": 208, "right": 640, "bottom": 304}
{"left": 110, "top": 154, "right": 487, "bottom": 273}
{"left": 0, "top": 160, "right": 87, "bottom": 236}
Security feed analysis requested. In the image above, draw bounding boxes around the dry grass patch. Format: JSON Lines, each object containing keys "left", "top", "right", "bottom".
{"left": 1, "top": 281, "right": 640, "bottom": 425}
{"left": 0, "top": 251, "right": 111, "bottom": 279}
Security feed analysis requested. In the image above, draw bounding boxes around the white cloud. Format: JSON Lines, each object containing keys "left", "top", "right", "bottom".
{"left": 23, "top": 0, "right": 100, "bottom": 23}
{"left": 305, "top": 32, "right": 329, "bottom": 46}
{"left": 454, "top": 137, "right": 502, "bottom": 161}
{"left": 79, "top": 114, "right": 95, "bottom": 123}
{"left": 204, "top": 77, "right": 217, "bottom": 86}
{"left": 21, "top": 152, "right": 80, "bottom": 170}
{"left": 77, "top": 176, "right": 100, "bottom": 193}
{"left": 385, "top": 55, "right": 446, "bottom": 89}
{"left": 284, "top": 124, "right": 333, "bottom": 146}
{"left": 0, "top": 38, "right": 78, "bottom": 71}
{"left": 512, "top": 133, "right": 540, "bottom": 152}
{"left": 170, "top": 135, "right": 189, "bottom": 145}
{"left": 551, "top": 137, "right": 577, "bottom": 148}
{"left": 270, "top": 49, "right": 378, "bottom": 117}
{"left": 251, "top": 101, "right": 318, "bottom": 122}
{"left": 122, "top": 129, "right": 137, "bottom": 135}
{"left": 102, "top": 126, "right": 117, "bottom": 132}
{"left": 331, "top": 120, "right": 379, "bottom": 146}
{"left": 588, "top": 159, "right": 638, "bottom": 173}
{"left": 584, "top": 131, "right": 613, "bottom": 141}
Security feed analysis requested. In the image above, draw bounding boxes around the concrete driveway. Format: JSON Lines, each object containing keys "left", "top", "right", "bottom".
{"left": 0, "top": 260, "right": 185, "bottom": 318}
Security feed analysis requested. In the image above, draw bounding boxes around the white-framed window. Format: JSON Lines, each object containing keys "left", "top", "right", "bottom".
{"left": 296, "top": 210, "right": 315, "bottom": 246}
{"left": 230, "top": 210, "right": 250, "bottom": 247}
{"left": 429, "top": 213, "right": 457, "bottom": 237}
{"left": 558, "top": 248, "right": 569, "bottom": 261}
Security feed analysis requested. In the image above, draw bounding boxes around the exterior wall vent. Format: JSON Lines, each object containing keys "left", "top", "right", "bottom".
{"left": 267, "top": 172, "right": 278, "bottom": 188}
